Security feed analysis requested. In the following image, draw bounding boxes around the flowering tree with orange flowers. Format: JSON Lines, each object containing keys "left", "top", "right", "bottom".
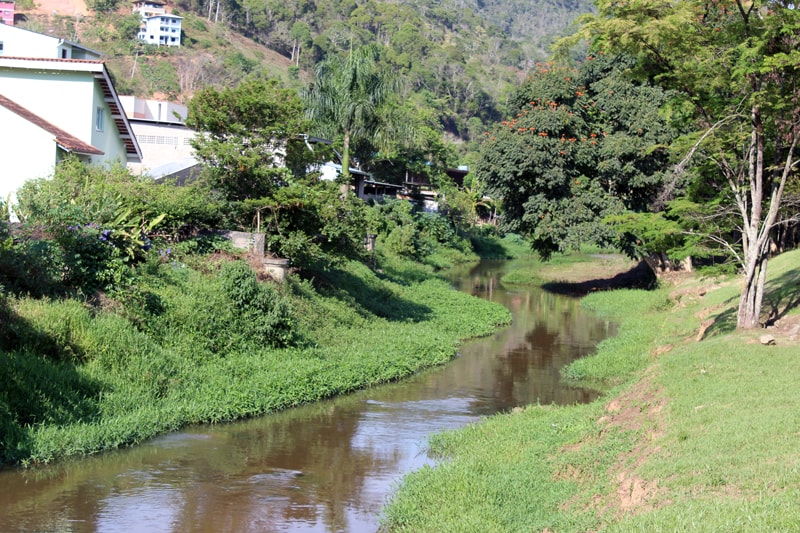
{"left": 474, "top": 54, "right": 680, "bottom": 260}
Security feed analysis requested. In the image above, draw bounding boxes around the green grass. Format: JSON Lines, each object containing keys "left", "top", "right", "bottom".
{"left": 0, "top": 253, "right": 511, "bottom": 465}
{"left": 382, "top": 248, "right": 800, "bottom": 532}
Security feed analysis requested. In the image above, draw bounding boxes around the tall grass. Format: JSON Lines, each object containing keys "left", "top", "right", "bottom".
{"left": 0, "top": 253, "right": 510, "bottom": 465}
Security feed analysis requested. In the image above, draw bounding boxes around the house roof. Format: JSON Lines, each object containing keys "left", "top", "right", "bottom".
{"left": 0, "top": 93, "right": 104, "bottom": 155}
{"left": 0, "top": 57, "right": 142, "bottom": 162}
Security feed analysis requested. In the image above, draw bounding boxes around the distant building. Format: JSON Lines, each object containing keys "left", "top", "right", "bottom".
{"left": 119, "top": 96, "right": 197, "bottom": 179}
{"left": 133, "top": 0, "right": 182, "bottom": 47}
{"left": 0, "top": 1, "right": 13, "bottom": 25}
{"left": 0, "top": 2, "right": 14, "bottom": 25}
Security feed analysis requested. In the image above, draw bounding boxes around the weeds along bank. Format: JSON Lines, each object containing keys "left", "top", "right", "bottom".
{"left": 382, "top": 249, "right": 800, "bottom": 531}
{"left": 0, "top": 246, "right": 511, "bottom": 466}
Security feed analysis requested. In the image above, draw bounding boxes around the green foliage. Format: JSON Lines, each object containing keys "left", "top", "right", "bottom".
{"left": 11, "top": 158, "right": 219, "bottom": 294}
{"left": 366, "top": 199, "right": 475, "bottom": 268}
{"left": 86, "top": 0, "right": 120, "bottom": 13}
{"left": 140, "top": 59, "right": 181, "bottom": 98}
{"left": 114, "top": 13, "right": 144, "bottom": 41}
{"left": 186, "top": 79, "right": 308, "bottom": 201}
{"left": 247, "top": 180, "right": 369, "bottom": 266}
{"left": 218, "top": 261, "right": 294, "bottom": 347}
{"left": 302, "top": 45, "right": 408, "bottom": 178}
{"left": 569, "top": 0, "right": 800, "bottom": 327}
{"left": 476, "top": 54, "right": 680, "bottom": 260}
{"left": 0, "top": 244, "right": 511, "bottom": 465}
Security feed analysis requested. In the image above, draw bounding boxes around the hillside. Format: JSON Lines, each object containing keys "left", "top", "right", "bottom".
{"left": 14, "top": 0, "right": 591, "bottom": 157}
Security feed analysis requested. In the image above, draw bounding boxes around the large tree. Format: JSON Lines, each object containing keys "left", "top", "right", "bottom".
{"left": 475, "top": 54, "right": 678, "bottom": 260}
{"left": 186, "top": 79, "right": 308, "bottom": 202}
{"left": 571, "top": 0, "right": 800, "bottom": 329}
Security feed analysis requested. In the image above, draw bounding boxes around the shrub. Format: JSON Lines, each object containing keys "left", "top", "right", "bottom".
{"left": 218, "top": 261, "right": 294, "bottom": 347}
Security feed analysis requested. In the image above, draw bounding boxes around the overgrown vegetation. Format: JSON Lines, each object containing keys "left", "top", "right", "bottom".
{"left": 0, "top": 158, "right": 517, "bottom": 466}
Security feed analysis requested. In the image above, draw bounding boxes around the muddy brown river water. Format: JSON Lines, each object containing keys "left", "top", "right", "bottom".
{"left": 0, "top": 259, "right": 614, "bottom": 532}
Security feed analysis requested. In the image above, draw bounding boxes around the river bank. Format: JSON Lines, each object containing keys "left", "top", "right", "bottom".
{"left": 0, "top": 251, "right": 511, "bottom": 466}
{"left": 382, "top": 249, "right": 800, "bottom": 531}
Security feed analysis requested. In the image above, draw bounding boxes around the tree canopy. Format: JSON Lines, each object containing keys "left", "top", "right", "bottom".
{"left": 475, "top": 54, "right": 679, "bottom": 259}
{"left": 570, "top": 0, "right": 800, "bottom": 328}
{"left": 186, "top": 78, "right": 309, "bottom": 202}
{"left": 301, "top": 45, "right": 408, "bottom": 182}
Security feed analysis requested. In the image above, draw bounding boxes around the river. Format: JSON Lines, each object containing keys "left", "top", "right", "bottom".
{"left": 0, "top": 259, "right": 614, "bottom": 532}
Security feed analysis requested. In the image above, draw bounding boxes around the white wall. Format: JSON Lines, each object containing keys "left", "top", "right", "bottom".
{"left": 120, "top": 95, "right": 187, "bottom": 122}
{"left": 0, "top": 69, "right": 96, "bottom": 142}
{"left": 89, "top": 79, "right": 129, "bottom": 164}
{"left": 127, "top": 121, "right": 195, "bottom": 175}
{"left": 0, "top": 106, "right": 58, "bottom": 212}
{"left": 0, "top": 24, "right": 60, "bottom": 58}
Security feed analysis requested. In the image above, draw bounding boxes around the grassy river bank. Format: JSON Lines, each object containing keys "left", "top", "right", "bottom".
{"left": 382, "top": 249, "right": 800, "bottom": 531}
{"left": 0, "top": 251, "right": 512, "bottom": 466}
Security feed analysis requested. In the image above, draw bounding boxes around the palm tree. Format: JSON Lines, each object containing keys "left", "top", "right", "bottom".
{"left": 302, "top": 45, "right": 406, "bottom": 189}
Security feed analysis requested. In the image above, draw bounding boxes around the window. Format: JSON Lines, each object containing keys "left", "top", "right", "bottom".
{"left": 0, "top": 41, "right": 4, "bottom": 55}
{"left": 95, "top": 106, "right": 104, "bottom": 132}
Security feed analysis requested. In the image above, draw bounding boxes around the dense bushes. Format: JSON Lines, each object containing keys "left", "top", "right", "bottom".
{"left": 369, "top": 199, "right": 476, "bottom": 269}
{"left": 0, "top": 248, "right": 511, "bottom": 465}
{"left": 218, "top": 261, "right": 294, "bottom": 347}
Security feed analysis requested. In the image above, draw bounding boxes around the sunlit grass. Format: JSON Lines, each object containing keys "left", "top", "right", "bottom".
{"left": 383, "top": 248, "right": 800, "bottom": 532}
{"left": 1, "top": 254, "right": 511, "bottom": 465}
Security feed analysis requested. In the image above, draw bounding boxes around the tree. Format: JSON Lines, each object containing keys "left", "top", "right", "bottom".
{"left": 475, "top": 55, "right": 679, "bottom": 260}
{"left": 301, "top": 45, "right": 404, "bottom": 186}
{"left": 186, "top": 79, "right": 309, "bottom": 202}
{"left": 571, "top": 0, "right": 800, "bottom": 329}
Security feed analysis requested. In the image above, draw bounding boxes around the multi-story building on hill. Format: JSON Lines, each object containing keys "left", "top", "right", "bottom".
{"left": 132, "top": 0, "right": 182, "bottom": 47}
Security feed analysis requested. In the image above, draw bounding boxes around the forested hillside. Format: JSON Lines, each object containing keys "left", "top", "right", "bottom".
{"left": 17, "top": 0, "right": 591, "bottom": 159}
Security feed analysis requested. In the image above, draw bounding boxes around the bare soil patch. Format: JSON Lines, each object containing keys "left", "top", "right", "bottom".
{"left": 559, "top": 370, "right": 668, "bottom": 519}
{"left": 25, "top": 0, "right": 88, "bottom": 16}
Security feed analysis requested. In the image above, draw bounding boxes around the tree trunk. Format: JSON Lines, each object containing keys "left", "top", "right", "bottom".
{"left": 339, "top": 131, "right": 351, "bottom": 199}
{"left": 737, "top": 249, "right": 769, "bottom": 329}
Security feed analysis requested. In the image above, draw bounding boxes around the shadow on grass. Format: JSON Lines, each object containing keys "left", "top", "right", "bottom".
{"left": 1, "top": 299, "right": 103, "bottom": 464}
{"left": 763, "top": 266, "right": 800, "bottom": 325}
{"left": 705, "top": 262, "right": 800, "bottom": 338}
{"left": 307, "top": 267, "right": 433, "bottom": 322}
{"left": 539, "top": 260, "right": 657, "bottom": 297}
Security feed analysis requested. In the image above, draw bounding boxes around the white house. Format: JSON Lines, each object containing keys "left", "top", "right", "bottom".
{"left": 0, "top": 23, "right": 103, "bottom": 60}
{"left": 133, "top": 0, "right": 182, "bottom": 47}
{"left": 0, "top": 56, "right": 142, "bottom": 209}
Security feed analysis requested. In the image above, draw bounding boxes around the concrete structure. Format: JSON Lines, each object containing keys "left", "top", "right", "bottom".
{"left": 133, "top": 0, "right": 182, "bottom": 47}
{"left": 131, "top": 0, "right": 166, "bottom": 17}
{"left": 119, "top": 96, "right": 196, "bottom": 179}
{"left": 0, "top": 23, "right": 103, "bottom": 59}
{"left": 0, "top": 56, "right": 142, "bottom": 209}
{"left": 119, "top": 94, "right": 187, "bottom": 122}
{"left": 0, "top": 1, "right": 14, "bottom": 25}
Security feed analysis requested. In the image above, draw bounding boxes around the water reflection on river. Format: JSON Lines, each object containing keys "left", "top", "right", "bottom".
{"left": 0, "top": 259, "right": 614, "bottom": 533}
